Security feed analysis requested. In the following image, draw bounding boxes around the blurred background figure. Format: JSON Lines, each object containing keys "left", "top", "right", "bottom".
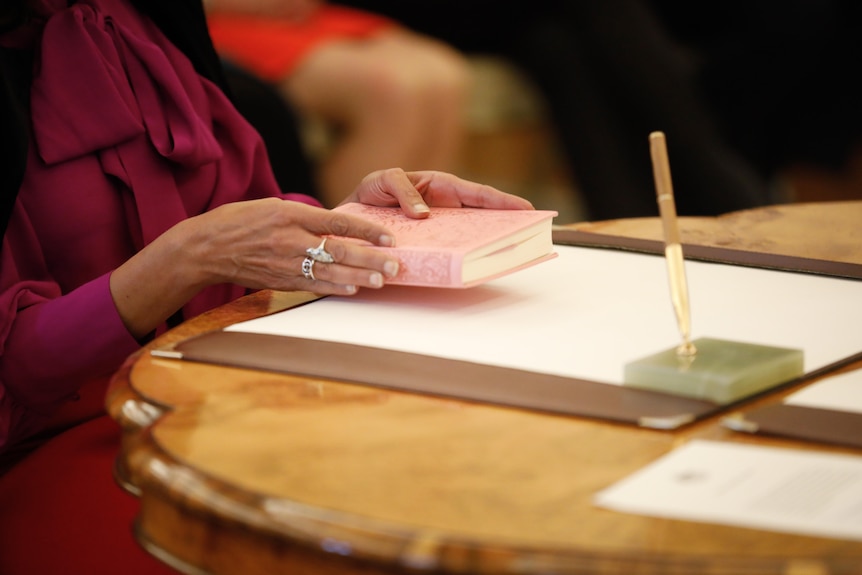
{"left": 205, "top": 0, "right": 471, "bottom": 207}
{"left": 653, "top": 0, "right": 862, "bottom": 203}
{"left": 332, "top": 0, "right": 775, "bottom": 220}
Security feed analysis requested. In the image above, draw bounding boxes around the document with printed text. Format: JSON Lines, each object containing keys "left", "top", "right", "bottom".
{"left": 594, "top": 440, "right": 862, "bottom": 541}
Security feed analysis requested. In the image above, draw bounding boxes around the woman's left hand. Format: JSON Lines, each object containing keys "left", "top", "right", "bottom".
{"left": 340, "top": 168, "right": 534, "bottom": 219}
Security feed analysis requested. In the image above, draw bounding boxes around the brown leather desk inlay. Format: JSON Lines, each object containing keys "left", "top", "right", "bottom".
{"left": 108, "top": 202, "right": 862, "bottom": 575}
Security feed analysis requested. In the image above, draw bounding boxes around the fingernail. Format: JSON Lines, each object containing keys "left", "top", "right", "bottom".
{"left": 379, "top": 234, "right": 395, "bottom": 247}
{"left": 413, "top": 203, "right": 430, "bottom": 214}
{"left": 370, "top": 272, "right": 384, "bottom": 288}
{"left": 384, "top": 260, "right": 399, "bottom": 277}
{"left": 345, "top": 285, "right": 358, "bottom": 294}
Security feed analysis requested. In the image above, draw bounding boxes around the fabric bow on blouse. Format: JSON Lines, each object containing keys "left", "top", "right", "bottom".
{"left": 30, "top": 0, "right": 224, "bottom": 247}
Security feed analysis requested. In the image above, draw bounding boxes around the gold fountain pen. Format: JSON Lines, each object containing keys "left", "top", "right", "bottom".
{"left": 648, "top": 131, "right": 696, "bottom": 357}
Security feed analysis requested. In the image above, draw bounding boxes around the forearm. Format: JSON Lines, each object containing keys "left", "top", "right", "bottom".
{"left": 109, "top": 216, "right": 209, "bottom": 341}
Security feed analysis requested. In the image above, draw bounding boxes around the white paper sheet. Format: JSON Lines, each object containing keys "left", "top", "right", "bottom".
{"left": 227, "top": 245, "right": 862, "bottom": 385}
{"left": 785, "top": 369, "right": 862, "bottom": 414}
{"left": 594, "top": 439, "right": 862, "bottom": 541}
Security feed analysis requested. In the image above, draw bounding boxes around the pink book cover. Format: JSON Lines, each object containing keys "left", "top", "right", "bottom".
{"left": 332, "top": 203, "right": 558, "bottom": 287}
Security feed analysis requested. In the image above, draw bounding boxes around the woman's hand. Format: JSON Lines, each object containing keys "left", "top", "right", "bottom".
{"left": 110, "top": 170, "right": 530, "bottom": 339}
{"left": 341, "top": 168, "right": 534, "bottom": 219}
{"left": 184, "top": 198, "right": 399, "bottom": 293}
{"left": 110, "top": 197, "right": 399, "bottom": 339}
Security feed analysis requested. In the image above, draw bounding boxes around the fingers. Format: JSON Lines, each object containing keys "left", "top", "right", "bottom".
{"left": 297, "top": 200, "right": 396, "bottom": 247}
{"left": 301, "top": 235, "right": 400, "bottom": 279}
{"left": 407, "top": 171, "right": 535, "bottom": 210}
{"left": 349, "top": 168, "right": 432, "bottom": 219}
{"left": 292, "top": 218, "right": 401, "bottom": 293}
{"left": 344, "top": 168, "right": 534, "bottom": 217}
{"left": 243, "top": 237, "right": 399, "bottom": 296}
{"left": 193, "top": 199, "right": 401, "bottom": 295}
{"left": 297, "top": 251, "right": 399, "bottom": 294}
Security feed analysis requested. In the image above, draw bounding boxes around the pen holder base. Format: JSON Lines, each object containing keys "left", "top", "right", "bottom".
{"left": 623, "top": 337, "right": 804, "bottom": 405}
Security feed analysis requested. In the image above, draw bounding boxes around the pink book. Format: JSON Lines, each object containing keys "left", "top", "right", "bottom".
{"left": 332, "top": 203, "right": 558, "bottom": 288}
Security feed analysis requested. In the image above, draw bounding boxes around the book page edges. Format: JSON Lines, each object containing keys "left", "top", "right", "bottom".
{"left": 461, "top": 226, "right": 556, "bottom": 284}
{"left": 459, "top": 251, "right": 558, "bottom": 288}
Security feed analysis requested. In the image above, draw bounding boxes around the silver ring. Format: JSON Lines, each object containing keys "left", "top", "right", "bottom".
{"left": 301, "top": 256, "right": 316, "bottom": 280}
{"left": 306, "top": 237, "right": 335, "bottom": 263}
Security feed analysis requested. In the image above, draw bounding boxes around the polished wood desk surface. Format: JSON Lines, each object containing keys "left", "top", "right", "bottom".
{"left": 108, "top": 202, "right": 862, "bottom": 575}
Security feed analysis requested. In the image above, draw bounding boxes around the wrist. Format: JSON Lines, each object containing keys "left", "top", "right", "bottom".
{"left": 165, "top": 215, "right": 218, "bottom": 293}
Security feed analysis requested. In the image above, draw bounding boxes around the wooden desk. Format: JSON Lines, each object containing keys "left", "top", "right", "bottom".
{"left": 108, "top": 202, "right": 862, "bottom": 575}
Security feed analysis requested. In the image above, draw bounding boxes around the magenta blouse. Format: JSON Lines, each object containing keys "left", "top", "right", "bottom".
{"left": 0, "top": 0, "right": 320, "bottom": 452}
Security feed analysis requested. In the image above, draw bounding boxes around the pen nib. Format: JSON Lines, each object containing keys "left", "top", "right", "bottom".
{"left": 676, "top": 341, "right": 697, "bottom": 357}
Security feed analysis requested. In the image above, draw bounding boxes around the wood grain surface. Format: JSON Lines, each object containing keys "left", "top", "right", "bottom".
{"left": 108, "top": 202, "right": 862, "bottom": 575}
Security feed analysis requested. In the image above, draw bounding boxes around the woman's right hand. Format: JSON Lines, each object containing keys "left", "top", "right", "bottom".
{"left": 184, "top": 197, "right": 399, "bottom": 293}
{"left": 110, "top": 197, "right": 399, "bottom": 340}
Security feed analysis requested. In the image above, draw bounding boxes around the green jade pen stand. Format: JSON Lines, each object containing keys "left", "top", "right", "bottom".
{"left": 624, "top": 337, "right": 804, "bottom": 405}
